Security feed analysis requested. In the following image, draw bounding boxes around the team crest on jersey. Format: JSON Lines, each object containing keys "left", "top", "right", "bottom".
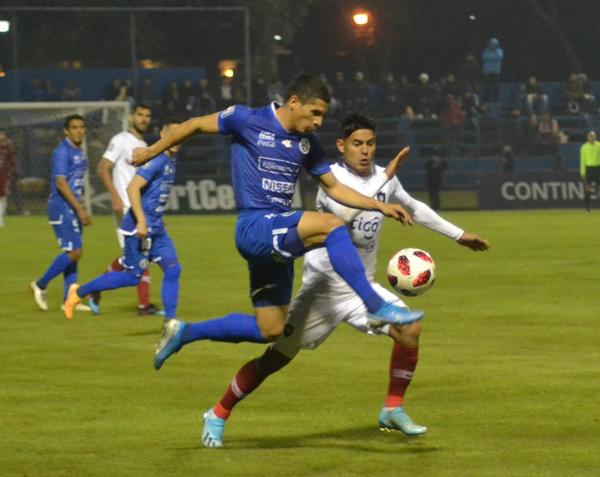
{"left": 299, "top": 138, "right": 310, "bottom": 154}
{"left": 220, "top": 106, "right": 236, "bottom": 118}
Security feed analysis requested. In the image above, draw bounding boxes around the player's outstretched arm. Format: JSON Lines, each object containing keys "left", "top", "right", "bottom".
{"left": 127, "top": 175, "right": 149, "bottom": 238}
{"left": 457, "top": 232, "right": 490, "bottom": 251}
{"left": 55, "top": 176, "right": 91, "bottom": 226}
{"left": 131, "top": 113, "right": 220, "bottom": 166}
{"left": 318, "top": 171, "right": 412, "bottom": 224}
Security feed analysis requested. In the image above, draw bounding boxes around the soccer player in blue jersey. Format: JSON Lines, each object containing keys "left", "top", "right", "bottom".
{"left": 30, "top": 115, "right": 91, "bottom": 311}
{"left": 131, "top": 75, "right": 424, "bottom": 366}
{"left": 63, "top": 120, "right": 182, "bottom": 320}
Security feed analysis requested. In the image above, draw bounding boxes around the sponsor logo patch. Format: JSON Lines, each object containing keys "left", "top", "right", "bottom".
{"left": 258, "top": 156, "right": 300, "bottom": 177}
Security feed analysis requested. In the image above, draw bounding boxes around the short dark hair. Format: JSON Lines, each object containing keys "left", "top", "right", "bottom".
{"left": 132, "top": 103, "right": 152, "bottom": 113}
{"left": 338, "top": 113, "right": 376, "bottom": 139}
{"left": 285, "top": 74, "right": 331, "bottom": 103}
{"left": 64, "top": 114, "right": 85, "bottom": 129}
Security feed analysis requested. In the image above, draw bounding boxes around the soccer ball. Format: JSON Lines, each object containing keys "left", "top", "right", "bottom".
{"left": 387, "top": 248, "right": 436, "bottom": 296}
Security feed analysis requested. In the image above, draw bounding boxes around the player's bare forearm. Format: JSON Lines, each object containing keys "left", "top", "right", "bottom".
{"left": 127, "top": 176, "right": 148, "bottom": 236}
{"left": 319, "top": 173, "right": 412, "bottom": 223}
{"left": 56, "top": 176, "right": 91, "bottom": 225}
{"left": 319, "top": 172, "right": 379, "bottom": 210}
{"left": 97, "top": 159, "right": 118, "bottom": 195}
{"left": 56, "top": 176, "right": 84, "bottom": 213}
{"left": 133, "top": 113, "right": 220, "bottom": 165}
{"left": 98, "top": 159, "right": 123, "bottom": 212}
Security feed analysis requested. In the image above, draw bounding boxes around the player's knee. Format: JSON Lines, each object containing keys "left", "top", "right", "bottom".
{"left": 68, "top": 248, "right": 83, "bottom": 261}
{"left": 259, "top": 320, "right": 286, "bottom": 342}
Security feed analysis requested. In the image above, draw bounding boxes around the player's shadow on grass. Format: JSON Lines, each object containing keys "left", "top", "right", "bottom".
{"left": 176, "top": 426, "right": 441, "bottom": 453}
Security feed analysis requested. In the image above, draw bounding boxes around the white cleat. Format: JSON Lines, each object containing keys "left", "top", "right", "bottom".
{"left": 30, "top": 281, "right": 48, "bottom": 311}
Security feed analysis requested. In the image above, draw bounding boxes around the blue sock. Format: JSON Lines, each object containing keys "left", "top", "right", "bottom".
{"left": 63, "top": 260, "right": 78, "bottom": 301}
{"left": 181, "top": 313, "right": 266, "bottom": 344}
{"left": 160, "top": 260, "right": 181, "bottom": 319}
{"left": 325, "top": 225, "right": 384, "bottom": 313}
{"left": 78, "top": 271, "right": 140, "bottom": 298}
{"left": 37, "top": 252, "right": 72, "bottom": 289}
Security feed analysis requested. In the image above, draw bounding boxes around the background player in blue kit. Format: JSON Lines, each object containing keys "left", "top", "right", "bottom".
{"left": 63, "top": 120, "right": 182, "bottom": 320}
{"left": 30, "top": 115, "right": 91, "bottom": 311}
{"left": 131, "top": 75, "right": 424, "bottom": 368}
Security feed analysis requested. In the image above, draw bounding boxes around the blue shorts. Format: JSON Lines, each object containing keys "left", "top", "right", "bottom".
{"left": 121, "top": 229, "right": 178, "bottom": 277}
{"left": 48, "top": 200, "right": 82, "bottom": 252}
{"left": 235, "top": 209, "right": 304, "bottom": 308}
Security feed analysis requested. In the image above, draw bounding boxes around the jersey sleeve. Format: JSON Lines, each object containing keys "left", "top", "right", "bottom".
{"left": 217, "top": 105, "right": 252, "bottom": 136}
{"left": 389, "top": 177, "right": 464, "bottom": 240}
{"left": 102, "top": 135, "right": 122, "bottom": 163}
{"left": 304, "top": 137, "right": 330, "bottom": 177}
{"left": 315, "top": 187, "right": 329, "bottom": 213}
{"left": 51, "top": 146, "right": 69, "bottom": 177}
{"left": 136, "top": 155, "right": 163, "bottom": 183}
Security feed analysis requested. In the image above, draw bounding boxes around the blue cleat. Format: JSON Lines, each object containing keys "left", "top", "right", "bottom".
{"left": 368, "top": 302, "right": 424, "bottom": 326}
{"left": 202, "top": 408, "right": 225, "bottom": 448}
{"left": 379, "top": 406, "right": 427, "bottom": 436}
{"left": 154, "top": 319, "right": 186, "bottom": 370}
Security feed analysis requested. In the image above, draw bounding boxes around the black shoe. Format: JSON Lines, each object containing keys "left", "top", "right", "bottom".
{"left": 138, "top": 303, "right": 161, "bottom": 316}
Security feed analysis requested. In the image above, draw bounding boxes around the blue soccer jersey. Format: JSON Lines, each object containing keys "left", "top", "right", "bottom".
{"left": 121, "top": 152, "right": 176, "bottom": 234}
{"left": 48, "top": 138, "right": 87, "bottom": 208}
{"left": 218, "top": 103, "right": 330, "bottom": 212}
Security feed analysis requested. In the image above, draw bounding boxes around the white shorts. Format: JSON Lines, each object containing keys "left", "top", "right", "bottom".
{"left": 272, "top": 282, "right": 406, "bottom": 358}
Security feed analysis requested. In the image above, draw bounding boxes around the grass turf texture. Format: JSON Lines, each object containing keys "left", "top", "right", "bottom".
{"left": 1, "top": 211, "right": 599, "bottom": 477}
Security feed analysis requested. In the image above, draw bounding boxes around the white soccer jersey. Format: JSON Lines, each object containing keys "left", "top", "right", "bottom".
{"left": 102, "top": 131, "right": 147, "bottom": 209}
{"left": 272, "top": 161, "right": 467, "bottom": 357}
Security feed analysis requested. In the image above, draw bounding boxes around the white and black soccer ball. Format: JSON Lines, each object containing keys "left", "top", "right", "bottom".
{"left": 386, "top": 248, "right": 436, "bottom": 296}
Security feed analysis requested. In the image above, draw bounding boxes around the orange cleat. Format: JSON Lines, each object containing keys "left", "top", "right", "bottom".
{"left": 63, "top": 283, "right": 81, "bottom": 319}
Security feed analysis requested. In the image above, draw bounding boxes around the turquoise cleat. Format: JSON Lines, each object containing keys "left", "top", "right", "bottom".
{"left": 368, "top": 302, "right": 424, "bottom": 326}
{"left": 379, "top": 406, "right": 427, "bottom": 435}
{"left": 88, "top": 297, "right": 100, "bottom": 315}
{"left": 202, "top": 408, "right": 225, "bottom": 448}
{"left": 154, "top": 319, "right": 185, "bottom": 370}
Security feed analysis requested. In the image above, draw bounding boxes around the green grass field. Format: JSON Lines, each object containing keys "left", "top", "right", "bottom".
{"left": 1, "top": 211, "right": 599, "bottom": 477}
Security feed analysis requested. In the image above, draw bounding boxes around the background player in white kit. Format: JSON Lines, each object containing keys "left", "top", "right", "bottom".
{"left": 200, "top": 113, "right": 490, "bottom": 447}
{"left": 93, "top": 104, "right": 160, "bottom": 315}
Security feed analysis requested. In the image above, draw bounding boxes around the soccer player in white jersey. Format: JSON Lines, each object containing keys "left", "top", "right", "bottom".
{"left": 199, "top": 113, "right": 490, "bottom": 447}
{"left": 93, "top": 104, "right": 160, "bottom": 315}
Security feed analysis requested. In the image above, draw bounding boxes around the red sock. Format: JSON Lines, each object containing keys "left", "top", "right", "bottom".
{"left": 214, "top": 359, "right": 266, "bottom": 420}
{"left": 137, "top": 269, "right": 151, "bottom": 307}
{"left": 385, "top": 343, "right": 419, "bottom": 409}
{"left": 108, "top": 257, "right": 123, "bottom": 272}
